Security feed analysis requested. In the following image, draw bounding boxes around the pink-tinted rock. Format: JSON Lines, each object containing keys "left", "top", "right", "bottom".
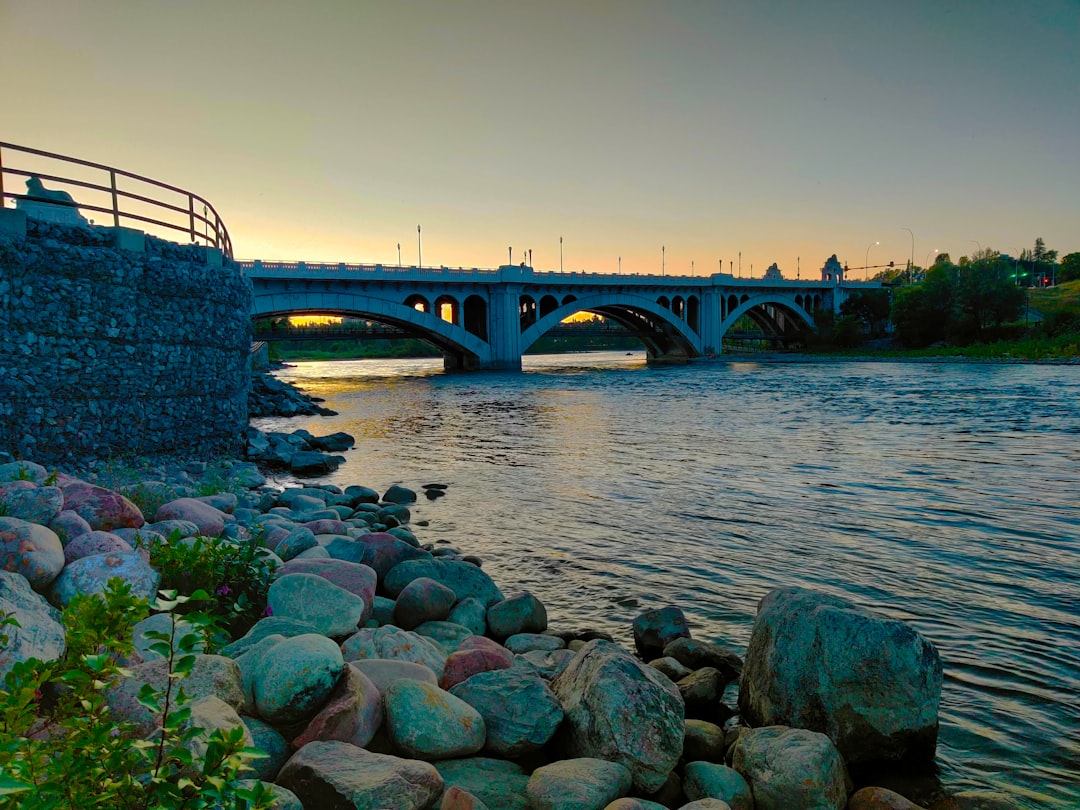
{"left": 277, "top": 558, "right": 377, "bottom": 622}
{"left": 63, "top": 531, "right": 133, "bottom": 564}
{"left": 302, "top": 518, "right": 350, "bottom": 536}
{"left": 154, "top": 498, "right": 226, "bottom": 538}
{"left": 360, "top": 532, "right": 429, "bottom": 580}
{"left": 441, "top": 647, "right": 515, "bottom": 691}
{"left": 442, "top": 786, "right": 490, "bottom": 810}
{"left": 0, "top": 481, "right": 36, "bottom": 499}
{"left": 48, "top": 510, "right": 92, "bottom": 547}
{"left": 293, "top": 663, "right": 383, "bottom": 749}
{"left": 264, "top": 525, "right": 292, "bottom": 550}
{"left": 350, "top": 659, "right": 438, "bottom": 693}
{"left": 193, "top": 493, "right": 237, "bottom": 514}
{"left": 61, "top": 483, "right": 145, "bottom": 531}
{"left": 0, "top": 517, "right": 65, "bottom": 590}
{"left": 458, "top": 635, "right": 513, "bottom": 657}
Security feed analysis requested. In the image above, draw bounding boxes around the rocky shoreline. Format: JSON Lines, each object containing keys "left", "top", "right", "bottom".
{"left": 0, "top": 449, "right": 1027, "bottom": 810}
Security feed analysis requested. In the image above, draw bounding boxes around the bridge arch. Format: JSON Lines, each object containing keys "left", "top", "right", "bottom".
{"left": 519, "top": 292, "right": 704, "bottom": 361}
{"left": 720, "top": 295, "right": 814, "bottom": 343}
{"left": 251, "top": 290, "right": 492, "bottom": 369}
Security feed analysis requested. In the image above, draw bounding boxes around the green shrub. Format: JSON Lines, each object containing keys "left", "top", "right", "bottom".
{"left": 0, "top": 580, "right": 271, "bottom": 809}
{"left": 142, "top": 534, "right": 277, "bottom": 641}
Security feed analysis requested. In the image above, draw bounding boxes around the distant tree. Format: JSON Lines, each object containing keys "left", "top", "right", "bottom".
{"left": 891, "top": 266, "right": 956, "bottom": 346}
{"left": 1059, "top": 252, "right": 1080, "bottom": 283}
{"left": 933, "top": 253, "right": 952, "bottom": 267}
{"left": 953, "top": 257, "right": 1026, "bottom": 342}
{"left": 872, "top": 265, "right": 906, "bottom": 284}
{"left": 840, "top": 289, "right": 892, "bottom": 338}
{"left": 1033, "top": 237, "right": 1058, "bottom": 265}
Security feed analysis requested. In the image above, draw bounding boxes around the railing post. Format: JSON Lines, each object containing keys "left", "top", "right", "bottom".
{"left": 189, "top": 196, "right": 196, "bottom": 243}
{"left": 109, "top": 169, "right": 120, "bottom": 227}
{"left": 0, "top": 144, "right": 5, "bottom": 207}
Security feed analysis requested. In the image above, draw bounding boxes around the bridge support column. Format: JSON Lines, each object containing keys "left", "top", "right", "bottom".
{"left": 700, "top": 288, "right": 723, "bottom": 356}
{"left": 486, "top": 285, "right": 523, "bottom": 370}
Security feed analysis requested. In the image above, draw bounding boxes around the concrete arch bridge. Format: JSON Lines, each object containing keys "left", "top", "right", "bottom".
{"left": 242, "top": 261, "right": 877, "bottom": 371}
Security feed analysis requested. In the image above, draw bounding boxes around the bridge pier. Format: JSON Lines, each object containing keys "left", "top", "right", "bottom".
{"left": 700, "top": 288, "right": 723, "bottom": 356}
{"left": 486, "top": 283, "right": 524, "bottom": 370}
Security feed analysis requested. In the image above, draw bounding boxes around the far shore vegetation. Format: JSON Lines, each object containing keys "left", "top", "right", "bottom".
{"left": 260, "top": 241, "right": 1080, "bottom": 364}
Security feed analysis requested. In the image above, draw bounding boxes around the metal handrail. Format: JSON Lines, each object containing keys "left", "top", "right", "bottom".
{"left": 0, "top": 141, "right": 232, "bottom": 258}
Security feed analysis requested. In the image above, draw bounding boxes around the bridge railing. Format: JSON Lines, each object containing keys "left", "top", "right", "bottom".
{"left": 0, "top": 141, "right": 232, "bottom": 258}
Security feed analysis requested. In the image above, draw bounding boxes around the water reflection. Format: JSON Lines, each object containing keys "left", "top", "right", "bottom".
{"left": 258, "top": 354, "right": 1080, "bottom": 808}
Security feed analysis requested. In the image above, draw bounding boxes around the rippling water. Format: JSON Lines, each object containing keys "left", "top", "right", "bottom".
{"left": 255, "top": 352, "right": 1080, "bottom": 807}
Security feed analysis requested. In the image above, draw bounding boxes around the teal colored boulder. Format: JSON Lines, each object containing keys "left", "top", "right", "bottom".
{"left": 447, "top": 597, "right": 487, "bottom": 636}
{"left": 485, "top": 591, "right": 547, "bottom": 638}
{"left": 252, "top": 633, "right": 344, "bottom": 724}
{"left": 267, "top": 573, "right": 366, "bottom": 637}
{"left": 384, "top": 558, "right": 504, "bottom": 606}
{"left": 526, "top": 758, "right": 632, "bottom": 810}
{"left": 384, "top": 679, "right": 485, "bottom": 760}
{"left": 393, "top": 576, "right": 456, "bottom": 630}
{"left": 435, "top": 758, "right": 530, "bottom": 810}
{"left": 450, "top": 668, "right": 563, "bottom": 757}
{"left": 49, "top": 550, "right": 159, "bottom": 607}
{"left": 683, "top": 761, "right": 753, "bottom": 810}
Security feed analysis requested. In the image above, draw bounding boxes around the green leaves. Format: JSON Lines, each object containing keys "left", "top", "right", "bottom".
{"left": 0, "top": 581, "right": 273, "bottom": 810}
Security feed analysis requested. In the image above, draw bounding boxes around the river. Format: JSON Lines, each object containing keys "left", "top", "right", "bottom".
{"left": 253, "top": 351, "right": 1080, "bottom": 808}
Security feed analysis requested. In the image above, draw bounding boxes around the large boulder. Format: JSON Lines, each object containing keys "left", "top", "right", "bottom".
{"left": 278, "top": 557, "right": 377, "bottom": 622}
{"left": 730, "top": 726, "right": 849, "bottom": 810}
{"left": 450, "top": 668, "right": 564, "bottom": 757}
{"left": 293, "top": 663, "right": 383, "bottom": 749}
{"left": 738, "top": 586, "right": 943, "bottom": 764}
{"left": 551, "top": 639, "right": 684, "bottom": 793}
{"left": 0, "top": 485, "right": 64, "bottom": 525}
{"left": 384, "top": 558, "right": 504, "bottom": 607}
{"left": 63, "top": 531, "right": 132, "bottom": 565}
{"left": 526, "top": 758, "right": 632, "bottom": 810}
{"left": 662, "top": 637, "right": 742, "bottom": 683}
{"left": 383, "top": 679, "right": 486, "bottom": 760}
{"left": 632, "top": 606, "right": 691, "bottom": 660}
{"left": 49, "top": 550, "right": 160, "bottom": 607}
{"left": 252, "top": 633, "right": 344, "bottom": 725}
{"left": 341, "top": 625, "right": 448, "bottom": 676}
{"left": 277, "top": 740, "right": 443, "bottom": 810}
{"left": 352, "top": 659, "right": 438, "bottom": 693}
{"left": 485, "top": 591, "right": 547, "bottom": 639}
{"left": 267, "top": 573, "right": 366, "bottom": 638}
{"left": 61, "top": 483, "right": 145, "bottom": 531}
{"left": 0, "top": 517, "right": 65, "bottom": 590}
{"left": 0, "top": 569, "right": 65, "bottom": 677}
{"left": 682, "top": 762, "right": 753, "bottom": 810}
{"left": 360, "top": 533, "right": 430, "bottom": 580}
{"left": 154, "top": 498, "right": 227, "bottom": 538}
{"left": 393, "top": 577, "right": 457, "bottom": 630}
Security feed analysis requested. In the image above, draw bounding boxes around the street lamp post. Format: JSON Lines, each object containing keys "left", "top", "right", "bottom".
{"left": 559, "top": 236, "right": 563, "bottom": 272}
{"left": 397, "top": 243, "right": 401, "bottom": 265}
{"left": 691, "top": 260, "right": 694, "bottom": 275}
{"left": 661, "top": 245, "right": 665, "bottom": 276}
{"left": 528, "top": 248, "right": 532, "bottom": 267}
{"left": 508, "top": 246, "right": 513, "bottom": 266}
{"left": 417, "top": 225, "right": 422, "bottom": 269}
{"left": 618, "top": 256, "right": 621, "bottom": 274}
{"left": 865, "top": 241, "right": 879, "bottom": 280}
{"left": 925, "top": 249, "right": 938, "bottom": 273}
{"left": 797, "top": 256, "right": 800, "bottom": 279}
{"left": 738, "top": 251, "right": 741, "bottom": 278}
{"left": 902, "top": 227, "right": 915, "bottom": 282}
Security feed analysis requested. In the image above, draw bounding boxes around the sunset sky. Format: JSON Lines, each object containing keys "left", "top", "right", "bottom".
{"left": 2, "top": 0, "right": 1077, "bottom": 277}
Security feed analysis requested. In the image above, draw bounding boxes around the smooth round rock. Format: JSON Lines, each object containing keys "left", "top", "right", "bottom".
{"left": 384, "top": 679, "right": 486, "bottom": 760}
{"left": 730, "top": 726, "right": 849, "bottom": 810}
{"left": 293, "top": 663, "right": 383, "bottom": 749}
{"left": 48, "top": 510, "right": 93, "bottom": 546}
{"left": 434, "top": 757, "right": 530, "bottom": 810}
{"left": 393, "top": 576, "right": 457, "bottom": 630}
{"left": 505, "top": 632, "right": 564, "bottom": 654}
{"left": 0, "top": 485, "right": 64, "bottom": 525}
{"left": 0, "top": 517, "right": 65, "bottom": 590}
{"left": 277, "top": 740, "right": 443, "bottom": 810}
{"left": 275, "top": 526, "right": 317, "bottom": 561}
{"left": 253, "top": 633, "right": 344, "bottom": 725}
{"left": 683, "top": 762, "right": 753, "bottom": 810}
{"left": 384, "top": 558, "right": 504, "bottom": 607}
{"left": 351, "top": 658, "right": 439, "bottom": 693}
{"left": 526, "top": 758, "right": 633, "bottom": 810}
{"left": 61, "top": 482, "right": 145, "bottom": 531}
{"left": 441, "top": 646, "right": 514, "bottom": 691}
{"left": 62, "top": 530, "right": 132, "bottom": 564}
{"left": 486, "top": 591, "right": 547, "bottom": 638}
{"left": 342, "top": 625, "right": 447, "bottom": 675}
{"left": 155, "top": 497, "right": 227, "bottom": 537}
{"left": 0, "top": 569, "right": 65, "bottom": 677}
{"left": 383, "top": 484, "right": 417, "bottom": 504}
{"left": 267, "top": 573, "right": 366, "bottom": 637}
{"left": 49, "top": 550, "right": 160, "bottom": 607}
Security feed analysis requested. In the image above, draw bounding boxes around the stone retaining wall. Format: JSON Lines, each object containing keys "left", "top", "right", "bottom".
{"left": 0, "top": 216, "right": 251, "bottom": 463}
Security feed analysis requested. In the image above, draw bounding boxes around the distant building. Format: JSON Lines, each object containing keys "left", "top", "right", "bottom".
{"left": 820, "top": 254, "right": 844, "bottom": 283}
{"left": 763, "top": 262, "right": 784, "bottom": 281}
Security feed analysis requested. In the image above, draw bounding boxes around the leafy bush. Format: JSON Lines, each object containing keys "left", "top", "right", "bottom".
{"left": 142, "top": 534, "right": 277, "bottom": 641}
{"left": 0, "top": 580, "right": 271, "bottom": 809}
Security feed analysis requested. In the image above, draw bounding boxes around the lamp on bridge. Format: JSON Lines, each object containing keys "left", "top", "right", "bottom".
{"left": 560, "top": 236, "right": 563, "bottom": 272}
{"left": 925, "top": 248, "right": 938, "bottom": 270}
{"left": 865, "top": 241, "right": 879, "bottom": 280}
{"left": 661, "top": 245, "right": 665, "bottom": 276}
{"left": 417, "top": 225, "right": 422, "bottom": 269}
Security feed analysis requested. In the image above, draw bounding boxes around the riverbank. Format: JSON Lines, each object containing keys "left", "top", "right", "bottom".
{"left": 0, "top": 453, "right": 1026, "bottom": 809}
